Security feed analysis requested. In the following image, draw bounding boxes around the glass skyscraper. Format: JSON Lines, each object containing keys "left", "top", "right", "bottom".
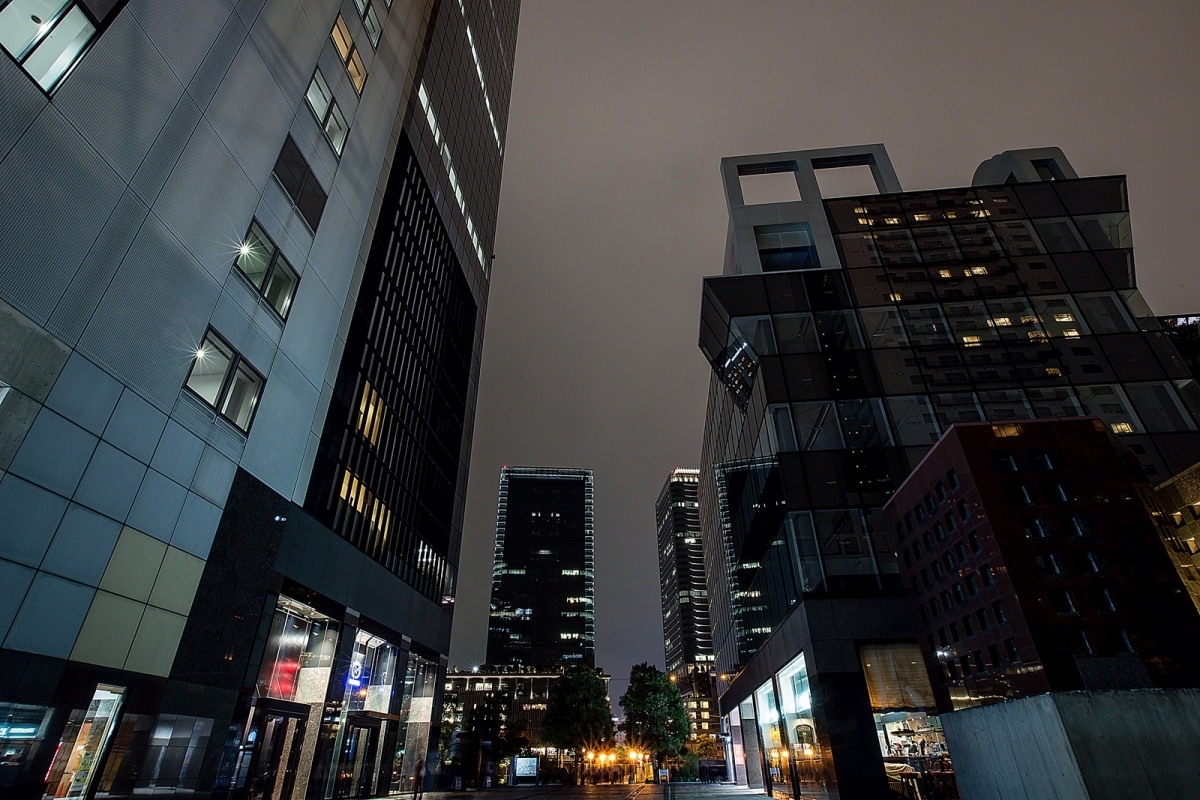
{"left": 0, "top": 1, "right": 518, "bottom": 798}
{"left": 487, "top": 467, "right": 596, "bottom": 668}
{"left": 698, "top": 145, "right": 1200, "bottom": 799}
{"left": 655, "top": 467, "right": 719, "bottom": 737}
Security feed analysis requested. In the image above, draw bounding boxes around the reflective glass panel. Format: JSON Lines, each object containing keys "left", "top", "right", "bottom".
{"left": 220, "top": 362, "right": 263, "bottom": 431}
{"left": 792, "top": 401, "right": 842, "bottom": 450}
{"left": 774, "top": 313, "right": 820, "bottom": 354}
{"left": 1033, "top": 218, "right": 1086, "bottom": 253}
{"left": 22, "top": 4, "right": 93, "bottom": 91}
{"left": 186, "top": 334, "right": 233, "bottom": 406}
{"left": 263, "top": 256, "right": 299, "bottom": 318}
{"left": 306, "top": 69, "right": 332, "bottom": 120}
{"left": 0, "top": 0, "right": 71, "bottom": 58}
{"left": 235, "top": 222, "right": 274, "bottom": 289}
{"left": 324, "top": 101, "right": 349, "bottom": 154}
{"left": 1074, "top": 213, "right": 1132, "bottom": 250}
{"left": 886, "top": 396, "right": 941, "bottom": 446}
{"left": 1076, "top": 384, "right": 1142, "bottom": 434}
{"left": 859, "top": 308, "right": 908, "bottom": 348}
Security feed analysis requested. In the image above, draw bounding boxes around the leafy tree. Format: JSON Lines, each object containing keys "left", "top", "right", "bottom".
{"left": 677, "top": 751, "right": 700, "bottom": 782}
{"left": 619, "top": 663, "right": 689, "bottom": 769}
{"left": 542, "top": 666, "right": 614, "bottom": 775}
{"left": 692, "top": 733, "right": 724, "bottom": 760}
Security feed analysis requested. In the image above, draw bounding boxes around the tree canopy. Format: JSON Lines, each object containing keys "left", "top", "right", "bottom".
{"left": 619, "top": 663, "right": 689, "bottom": 766}
{"left": 542, "top": 666, "right": 614, "bottom": 755}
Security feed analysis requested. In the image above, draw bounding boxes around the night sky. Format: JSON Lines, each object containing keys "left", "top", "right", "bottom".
{"left": 449, "top": 1, "right": 1200, "bottom": 702}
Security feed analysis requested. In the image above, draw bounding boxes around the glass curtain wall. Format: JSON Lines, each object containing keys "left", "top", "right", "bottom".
{"left": 752, "top": 679, "right": 793, "bottom": 800}
{"left": 392, "top": 653, "right": 437, "bottom": 794}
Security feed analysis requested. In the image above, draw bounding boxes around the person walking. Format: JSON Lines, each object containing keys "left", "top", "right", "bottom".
{"left": 413, "top": 758, "right": 425, "bottom": 800}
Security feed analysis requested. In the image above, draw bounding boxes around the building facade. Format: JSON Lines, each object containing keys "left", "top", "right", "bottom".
{"left": 884, "top": 418, "right": 1200, "bottom": 711}
{"left": 0, "top": 1, "right": 518, "bottom": 798}
{"left": 487, "top": 467, "right": 596, "bottom": 668}
{"left": 655, "top": 468, "right": 719, "bottom": 738}
{"left": 697, "top": 145, "right": 1200, "bottom": 799}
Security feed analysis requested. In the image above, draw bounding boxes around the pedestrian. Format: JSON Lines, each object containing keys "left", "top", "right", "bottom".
{"left": 413, "top": 758, "right": 425, "bottom": 800}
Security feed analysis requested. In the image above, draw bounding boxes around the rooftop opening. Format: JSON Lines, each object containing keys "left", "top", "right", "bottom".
{"left": 814, "top": 164, "right": 879, "bottom": 198}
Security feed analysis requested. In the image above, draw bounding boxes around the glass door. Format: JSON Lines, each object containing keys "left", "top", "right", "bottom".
{"left": 43, "top": 684, "right": 125, "bottom": 799}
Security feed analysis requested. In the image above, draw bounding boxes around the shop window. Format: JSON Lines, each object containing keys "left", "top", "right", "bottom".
{"left": 306, "top": 68, "right": 350, "bottom": 155}
{"left": 184, "top": 329, "right": 264, "bottom": 432}
{"left": 235, "top": 220, "right": 299, "bottom": 319}
{"left": 0, "top": 1, "right": 114, "bottom": 93}
{"left": 774, "top": 653, "right": 825, "bottom": 791}
{"left": 272, "top": 135, "right": 328, "bottom": 231}
{"left": 331, "top": 14, "right": 367, "bottom": 93}
{"left": 43, "top": 685, "right": 125, "bottom": 798}
{"left": 858, "top": 643, "right": 948, "bottom": 765}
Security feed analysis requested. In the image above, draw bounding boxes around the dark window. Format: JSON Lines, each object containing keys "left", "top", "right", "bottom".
{"left": 1095, "top": 588, "right": 1117, "bottom": 612}
{"left": 184, "top": 329, "right": 264, "bottom": 432}
{"left": 945, "top": 511, "right": 958, "bottom": 531}
{"left": 919, "top": 605, "right": 929, "bottom": 624}
{"left": 1006, "top": 482, "right": 1035, "bottom": 505}
{"left": 980, "top": 565, "right": 994, "bottom": 587}
{"left": 937, "top": 628, "right": 948, "bottom": 647}
{"left": 1005, "top": 637, "right": 1020, "bottom": 662}
{"left": 1084, "top": 551, "right": 1104, "bottom": 573}
{"left": 972, "top": 651, "right": 986, "bottom": 672}
{"left": 957, "top": 499, "right": 972, "bottom": 521}
{"left": 1051, "top": 590, "right": 1077, "bottom": 614}
{"left": 953, "top": 583, "right": 967, "bottom": 604}
{"left": 946, "top": 660, "right": 959, "bottom": 681}
{"left": 902, "top": 549, "right": 912, "bottom": 569}
{"left": 968, "top": 531, "right": 982, "bottom": 553}
{"left": 1069, "top": 514, "right": 1090, "bottom": 537}
{"left": 954, "top": 542, "right": 967, "bottom": 562}
{"left": 959, "top": 655, "right": 971, "bottom": 677}
{"left": 915, "top": 505, "right": 927, "bottom": 523}
{"left": 921, "top": 568, "right": 931, "bottom": 589}
{"left": 943, "top": 552, "right": 955, "bottom": 571}
{"left": 950, "top": 622, "right": 961, "bottom": 643}
{"left": 994, "top": 452, "right": 1020, "bottom": 472}
{"left": 965, "top": 573, "right": 978, "bottom": 596}
{"left": 931, "top": 560, "right": 944, "bottom": 580}
{"left": 941, "top": 589, "right": 953, "bottom": 610}
{"left": 992, "top": 599, "right": 1007, "bottom": 624}
{"left": 923, "top": 531, "right": 935, "bottom": 550}
{"left": 962, "top": 615, "right": 974, "bottom": 638}
{"left": 947, "top": 468, "right": 960, "bottom": 491}
{"left": 935, "top": 481, "right": 947, "bottom": 502}
{"left": 988, "top": 643, "right": 1002, "bottom": 667}
{"left": 904, "top": 512, "right": 914, "bottom": 533}
{"left": 1050, "top": 483, "right": 1073, "bottom": 503}
{"left": 272, "top": 136, "right": 328, "bottom": 231}
{"left": 934, "top": 522, "right": 946, "bottom": 541}
{"left": 234, "top": 220, "right": 299, "bottom": 319}
{"left": 1073, "top": 630, "right": 1093, "bottom": 655}
{"left": 976, "top": 608, "right": 989, "bottom": 631}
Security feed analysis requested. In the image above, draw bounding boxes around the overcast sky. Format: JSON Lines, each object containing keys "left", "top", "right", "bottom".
{"left": 449, "top": 0, "right": 1200, "bottom": 701}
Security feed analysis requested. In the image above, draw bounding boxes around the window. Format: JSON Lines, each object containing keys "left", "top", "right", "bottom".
{"left": 1095, "top": 588, "right": 1117, "bottom": 612}
{"left": 306, "top": 69, "right": 349, "bottom": 154}
{"left": 331, "top": 15, "right": 366, "bottom": 93}
{"left": 185, "top": 330, "right": 264, "bottom": 432}
{"left": 1069, "top": 514, "right": 1090, "bottom": 538}
{"left": 354, "top": 0, "right": 383, "bottom": 47}
{"left": 1051, "top": 590, "right": 1077, "bottom": 614}
{"left": 980, "top": 565, "right": 994, "bottom": 587}
{"left": 976, "top": 608, "right": 989, "bottom": 631}
{"left": 992, "top": 599, "right": 1007, "bottom": 624}
{"left": 272, "top": 136, "right": 328, "bottom": 231}
{"left": 1004, "top": 637, "right": 1020, "bottom": 662}
{"left": 947, "top": 468, "right": 960, "bottom": 491}
{"left": 235, "top": 221, "right": 299, "bottom": 319}
{"left": 968, "top": 531, "right": 981, "bottom": 554}
{"left": 357, "top": 380, "right": 386, "bottom": 447}
{"left": 0, "top": 1, "right": 102, "bottom": 92}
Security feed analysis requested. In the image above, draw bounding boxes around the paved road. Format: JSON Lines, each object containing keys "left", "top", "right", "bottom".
{"left": 418, "top": 784, "right": 760, "bottom": 800}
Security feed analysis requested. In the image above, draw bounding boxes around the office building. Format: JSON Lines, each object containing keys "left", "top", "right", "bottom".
{"left": 487, "top": 467, "right": 596, "bottom": 668}
{"left": 655, "top": 468, "right": 719, "bottom": 738}
{"left": 884, "top": 418, "right": 1200, "bottom": 798}
{"left": 697, "top": 144, "right": 1200, "bottom": 799}
{"left": 0, "top": 1, "right": 518, "bottom": 798}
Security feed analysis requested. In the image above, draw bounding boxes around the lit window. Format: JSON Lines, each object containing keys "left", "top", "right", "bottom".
{"left": 306, "top": 69, "right": 349, "bottom": 154}
{"left": 1063, "top": 329, "right": 1080, "bottom": 338}
{"left": 913, "top": 213, "right": 932, "bottom": 222}
{"left": 185, "top": 330, "right": 264, "bottom": 432}
{"left": 962, "top": 335, "right": 981, "bottom": 347}
{"left": 1053, "top": 313, "right": 1075, "bottom": 323}
{"left": 853, "top": 206, "right": 867, "bottom": 214}
{"left": 0, "top": 1, "right": 98, "bottom": 93}
{"left": 938, "top": 269, "right": 953, "bottom": 278}
{"left": 235, "top": 221, "right": 299, "bottom": 319}
{"left": 887, "top": 292, "right": 903, "bottom": 302}
{"left": 331, "top": 15, "right": 367, "bottom": 93}
{"left": 1045, "top": 367, "right": 1062, "bottom": 377}
{"left": 357, "top": 381, "right": 386, "bottom": 446}
{"left": 992, "top": 424, "right": 1022, "bottom": 438}
{"left": 989, "top": 317, "right": 1012, "bottom": 327}
{"left": 354, "top": 0, "right": 383, "bottom": 47}
{"left": 1110, "top": 422, "right": 1134, "bottom": 434}
{"left": 339, "top": 469, "right": 392, "bottom": 545}
{"left": 1028, "top": 331, "right": 1049, "bottom": 342}
{"left": 970, "top": 266, "right": 989, "bottom": 276}
{"left": 883, "top": 216, "right": 901, "bottom": 225}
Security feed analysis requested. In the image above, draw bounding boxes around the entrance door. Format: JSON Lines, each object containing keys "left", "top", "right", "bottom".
{"left": 245, "top": 712, "right": 306, "bottom": 800}
{"left": 333, "top": 722, "right": 379, "bottom": 798}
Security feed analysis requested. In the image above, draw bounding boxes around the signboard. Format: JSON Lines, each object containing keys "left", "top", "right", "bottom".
{"left": 514, "top": 757, "right": 539, "bottom": 778}
{"left": 658, "top": 769, "right": 670, "bottom": 783}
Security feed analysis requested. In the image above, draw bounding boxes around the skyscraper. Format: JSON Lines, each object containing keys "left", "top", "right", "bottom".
{"left": 487, "top": 466, "right": 596, "bottom": 668}
{"left": 0, "top": 1, "right": 518, "bottom": 798}
{"left": 655, "top": 468, "right": 719, "bottom": 737}
{"left": 697, "top": 144, "right": 1200, "bottom": 799}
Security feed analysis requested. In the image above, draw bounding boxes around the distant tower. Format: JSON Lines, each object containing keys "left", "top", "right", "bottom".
{"left": 487, "top": 467, "right": 595, "bottom": 667}
{"left": 656, "top": 468, "right": 719, "bottom": 737}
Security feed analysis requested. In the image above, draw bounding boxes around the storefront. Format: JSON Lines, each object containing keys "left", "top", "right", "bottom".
{"left": 750, "top": 653, "right": 828, "bottom": 800}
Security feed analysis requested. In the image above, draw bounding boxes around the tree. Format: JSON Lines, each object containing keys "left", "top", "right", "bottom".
{"left": 619, "top": 663, "right": 689, "bottom": 770}
{"left": 542, "top": 666, "right": 614, "bottom": 777}
{"left": 692, "top": 734, "right": 724, "bottom": 760}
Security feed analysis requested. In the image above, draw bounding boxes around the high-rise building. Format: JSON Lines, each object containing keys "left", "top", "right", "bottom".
{"left": 0, "top": 1, "right": 518, "bottom": 798}
{"left": 487, "top": 466, "right": 596, "bottom": 668}
{"left": 655, "top": 468, "right": 719, "bottom": 737}
{"left": 884, "top": 418, "right": 1200, "bottom": 798}
{"left": 697, "top": 144, "right": 1200, "bottom": 800}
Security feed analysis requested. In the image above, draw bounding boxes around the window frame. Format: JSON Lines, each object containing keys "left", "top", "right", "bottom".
{"left": 330, "top": 14, "right": 367, "bottom": 94}
{"left": 233, "top": 220, "right": 300, "bottom": 321}
{"left": 353, "top": 0, "right": 385, "bottom": 47}
{"left": 0, "top": 0, "right": 115, "bottom": 94}
{"left": 305, "top": 68, "right": 350, "bottom": 155}
{"left": 184, "top": 328, "right": 266, "bottom": 433}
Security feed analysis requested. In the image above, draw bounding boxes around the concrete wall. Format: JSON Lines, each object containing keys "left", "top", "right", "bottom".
{"left": 942, "top": 689, "right": 1200, "bottom": 800}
